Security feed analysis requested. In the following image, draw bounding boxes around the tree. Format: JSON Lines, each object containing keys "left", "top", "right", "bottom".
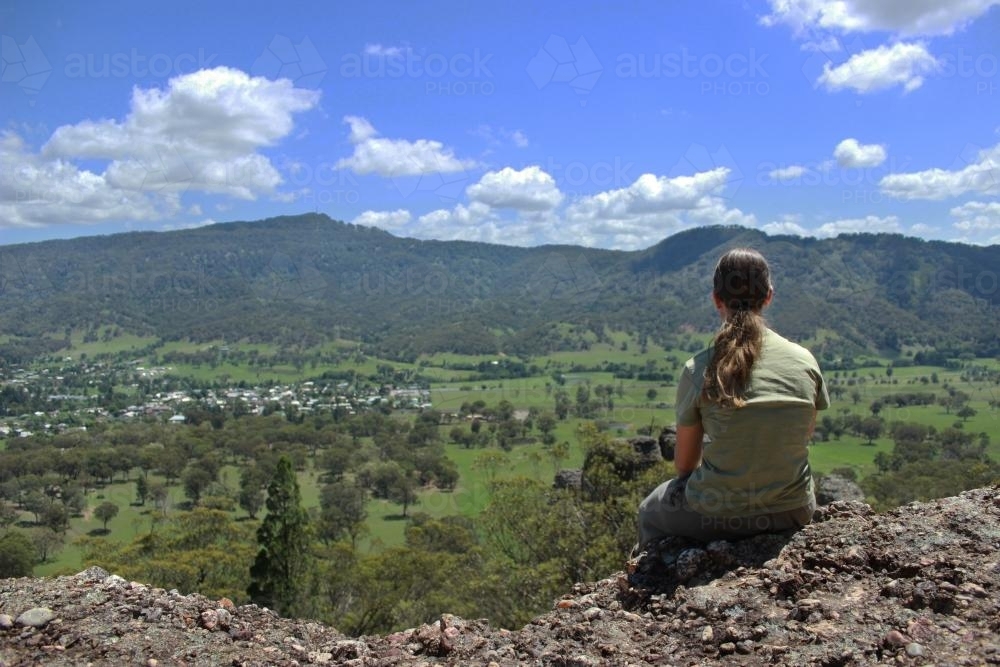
{"left": 248, "top": 457, "right": 311, "bottom": 617}
{"left": 135, "top": 476, "right": 149, "bottom": 506}
{"left": 646, "top": 388, "right": 658, "bottom": 403}
{"left": 318, "top": 479, "right": 368, "bottom": 547}
{"left": 859, "top": 417, "right": 884, "bottom": 445}
{"left": 238, "top": 466, "right": 267, "bottom": 519}
{"left": 94, "top": 501, "right": 120, "bottom": 532}
{"left": 957, "top": 405, "right": 977, "bottom": 422}
{"left": 0, "top": 531, "right": 34, "bottom": 578}
{"left": 182, "top": 466, "right": 214, "bottom": 506}
{"left": 388, "top": 472, "right": 419, "bottom": 518}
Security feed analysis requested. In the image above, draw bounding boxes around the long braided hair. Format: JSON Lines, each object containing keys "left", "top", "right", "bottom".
{"left": 700, "top": 248, "right": 772, "bottom": 408}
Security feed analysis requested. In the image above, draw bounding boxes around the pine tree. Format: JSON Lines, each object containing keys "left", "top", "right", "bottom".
{"left": 247, "top": 457, "right": 311, "bottom": 616}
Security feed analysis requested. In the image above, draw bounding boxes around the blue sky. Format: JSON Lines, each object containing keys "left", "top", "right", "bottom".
{"left": 1, "top": 0, "right": 998, "bottom": 248}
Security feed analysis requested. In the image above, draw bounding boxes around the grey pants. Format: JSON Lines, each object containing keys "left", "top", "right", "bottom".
{"left": 637, "top": 476, "right": 815, "bottom": 547}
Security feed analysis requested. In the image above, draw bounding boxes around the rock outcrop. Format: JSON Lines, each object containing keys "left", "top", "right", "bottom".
{"left": 2, "top": 487, "right": 999, "bottom": 666}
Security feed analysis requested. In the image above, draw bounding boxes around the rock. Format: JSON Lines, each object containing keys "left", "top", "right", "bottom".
{"left": 885, "top": 630, "right": 908, "bottom": 648}
{"left": 15, "top": 608, "right": 55, "bottom": 628}
{"left": 816, "top": 474, "right": 865, "bottom": 505}
{"left": 627, "top": 436, "right": 663, "bottom": 467}
{"left": 74, "top": 566, "right": 109, "bottom": 582}
{"left": 0, "top": 614, "right": 12, "bottom": 629}
{"left": 200, "top": 609, "right": 219, "bottom": 631}
{"left": 676, "top": 548, "right": 708, "bottom": 581}
{"left": 554, "top": 469, "right": 584, "bottom": 490}
{"left": 1, "top": 487, "right": 999, "bottom": 666}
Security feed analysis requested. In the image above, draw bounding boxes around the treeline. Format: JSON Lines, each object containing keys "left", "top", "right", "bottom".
{"left": 4, "top": 218, "right": 1000, "bottom": 359}
{"left": 861, "top": 421, "right": 1000, "bottom": 510}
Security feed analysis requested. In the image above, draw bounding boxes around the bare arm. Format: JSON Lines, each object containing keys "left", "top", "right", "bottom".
{"left": 674, "top": 422, "right": 704, "bottom": 477}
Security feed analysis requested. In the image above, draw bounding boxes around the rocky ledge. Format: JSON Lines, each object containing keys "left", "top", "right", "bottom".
{"left": 2, "top": 487, "right": 999, "bottom": 666}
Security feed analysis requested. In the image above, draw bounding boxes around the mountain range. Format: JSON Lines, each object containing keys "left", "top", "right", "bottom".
{"left": 1, "top": 214, "right": 998, "bottom": 362}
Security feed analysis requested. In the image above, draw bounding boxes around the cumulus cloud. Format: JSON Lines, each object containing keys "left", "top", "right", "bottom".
{"left": 880, "top": 143, "right": 999, "bottom": 199}
{"left": 817, "top": 42, "right": 940, "bottom": 93}
{"left": 761, "top": 0, "right": 1000, "bottom": 37}
{"left": 352, "top": 209, "right": 413, "bottom": 230}
{"left": 834, "top": 138, "right": 887, "bottom": 167}
{"left": 466, "top": 166, "right": 563, "bottom": 211}
{"left": 815, "top": 214, "right": 902, "bottom": 237}
{"left": 950, "top": 201, "right": 1000, "bottom": 230}
{"left": 43, "top": 67, "right": 319, "bottom": 198}
{"left": 0, "top": 131, "right": 165, "bottom": 228}
{"left": 336, "top": 116, "right": 477, "bottom": 177}
{"left": 1, "top": 67, "right": 320, "bottom": 229}
{"left": 768, "top": 165, "right": 809, "bottom": 180}
{"left": 761, "top": 214, "right": 812, "bottom": 236}
{"left": 566, "top": 169, "right": 730, "bottom": 220}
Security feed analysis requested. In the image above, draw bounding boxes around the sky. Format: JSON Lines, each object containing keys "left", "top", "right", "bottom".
{"left": 1, "top": 0, "right": 999, "bottom": 249}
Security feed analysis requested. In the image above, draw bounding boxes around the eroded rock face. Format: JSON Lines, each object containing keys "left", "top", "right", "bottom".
{"left": 816, "top": 473, "right": 866, "bottom": 505}
{"left": 2, "top": 488, "right": 999, "bottom": 666}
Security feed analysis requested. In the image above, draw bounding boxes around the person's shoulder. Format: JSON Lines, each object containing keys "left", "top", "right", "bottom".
{"left": 764, "top": 328, "right": 820, "bottom": 366}
{"left": 684, "top": 345, "right": 714, "bottom": 374}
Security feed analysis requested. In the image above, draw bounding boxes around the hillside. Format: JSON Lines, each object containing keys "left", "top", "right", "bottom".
{"left": 1, "top": 214, "right": 999, "bottom": 361}
{"left": 2, "top": 487, "right": 998, "bottom": 665}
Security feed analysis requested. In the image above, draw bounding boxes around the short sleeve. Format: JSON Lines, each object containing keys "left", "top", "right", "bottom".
{"left": 812, "top": 367, "right": 830, "bottom": 411}
{"left": 675, "top": 362, "right": 701, "bottom": 426}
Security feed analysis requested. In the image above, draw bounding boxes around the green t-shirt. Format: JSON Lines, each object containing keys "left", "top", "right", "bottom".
{"left": 675, "top": 328, "right": 829, "bottom": 517}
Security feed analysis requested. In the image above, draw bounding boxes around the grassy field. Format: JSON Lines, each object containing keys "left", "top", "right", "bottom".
{"left": 17, "top": 328, "right": 1000, "bottom": 574}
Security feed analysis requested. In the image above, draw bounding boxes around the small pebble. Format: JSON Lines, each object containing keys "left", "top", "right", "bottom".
{"left": 906, "top": 642, "right": 925, "bottom": 658}
{"left": 0, "top": 614, "right": 12, "bottom": 630}
{"left": 701, "top": 626, "right": 714, "bottom": 643}
{"left": 885, "top": 630, "right": 908, "bottom": 647}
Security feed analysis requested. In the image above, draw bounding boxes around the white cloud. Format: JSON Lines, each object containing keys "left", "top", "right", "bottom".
{"left": 768, "top": 165, "right": 809, "bottom": 180}
{"left": 815, "top": 214, "right": 902, "bottom": 237}
{"left": 364, "top": 43, "right": 409, "bottom": 57}
{"left": 817, "top": 42, "right": 940, "bottom": 93}
{"left": 880, "top": 143, "right": 1000, "bottom": 199}
{"left": 761, "top": 0, "right": 1000, "bottom": 37}
{"left": 834, "top": 138, "right": 887, "bottom": 167}
{"left": 471, "top": 125, "right": 529, "bottom": 148}
{"left": 761, "top": 214, "right": 812, "bottom": 236}
{"left": 0, "top": 131, "right": 165, "bottom": 228}
{"left": 42, "top": 67, "right": 319, "bottom": 199}
{"left": 336, "top": 116, "right": 476, "bottom": 177}
{"left": 567, "top": 169, "right": 730, "bottom": 220}
{"left": 353, "top": 209, "right": 413, "bottom": 230}
{"left": 466, "top": 166, "right": 563, "bottom": 211}
{"left": 950, "top": 201, "right": 1000, "bottom": 230}
{"left": 2, "top": 67, "right": 319, "bottom": 229}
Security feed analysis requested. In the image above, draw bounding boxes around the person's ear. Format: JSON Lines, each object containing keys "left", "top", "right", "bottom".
{"left": 711, "top": 292, "right": 724, "bottom": 310}
{"left": 763, "top": 288, "right": 774, "bottom": 306}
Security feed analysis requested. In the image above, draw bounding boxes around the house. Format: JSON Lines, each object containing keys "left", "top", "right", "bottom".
{"left": 168, "top": 415, "right": 187, "bottom": 425}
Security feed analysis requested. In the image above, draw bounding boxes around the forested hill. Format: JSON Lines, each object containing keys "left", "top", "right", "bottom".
{"left": 1, "top": 213, "right": 998, "bottom": 361}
